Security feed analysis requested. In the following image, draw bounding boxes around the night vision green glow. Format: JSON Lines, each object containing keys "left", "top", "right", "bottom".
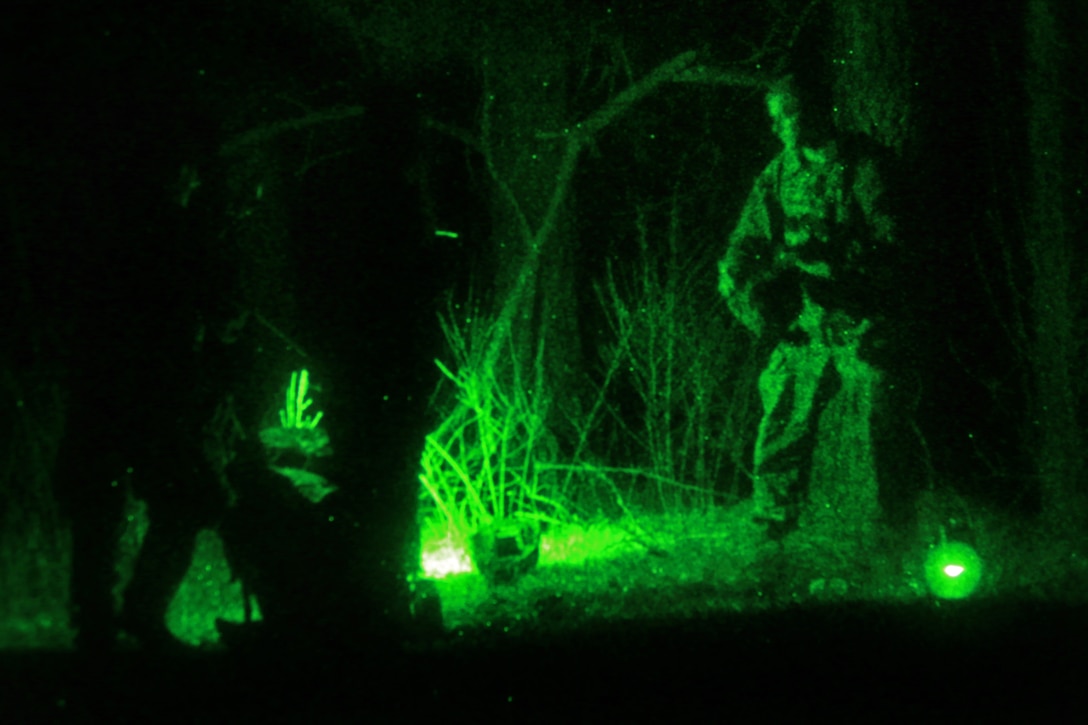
{"left": 418, "top": 514, "right": 649, "bottom": 580}
{"left": 260, "top": 368, "right": 331, "bottom": 457}
{"left": 279, "top": 369, "right": 323, "bottom": 430}
{"left": 924, "top": 541, "right": 983, "bottom": 599}
{"left": 260, "top": 369, "right": 335, "bottom": 500}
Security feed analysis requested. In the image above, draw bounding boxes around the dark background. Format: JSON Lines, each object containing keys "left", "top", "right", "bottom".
{"left": 3, "top": 0, "right": 1087, "bottom": 716}
{"left": 5, "top": 0, "right": 1053, "bottom": 514}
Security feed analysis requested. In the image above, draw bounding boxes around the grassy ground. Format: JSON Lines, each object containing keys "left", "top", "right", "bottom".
{"left": 428, "top": 499, "right": 1088, "bottom": 640}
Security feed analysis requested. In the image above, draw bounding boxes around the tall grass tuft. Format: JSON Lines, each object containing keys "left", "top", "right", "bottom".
{"left": 592, "top": 199, "right": 757, "bottom": 513}
{"left": 419, "top": 298, "right": 570, "bottom": 573}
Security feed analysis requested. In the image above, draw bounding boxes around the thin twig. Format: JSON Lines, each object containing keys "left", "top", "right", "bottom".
{"left": 219, "top": 105, "right": 367, "bottom": 157}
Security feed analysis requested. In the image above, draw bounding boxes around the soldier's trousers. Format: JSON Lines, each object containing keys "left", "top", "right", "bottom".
{"left": 750, "top": 315, "right": 884, "bottom": 537}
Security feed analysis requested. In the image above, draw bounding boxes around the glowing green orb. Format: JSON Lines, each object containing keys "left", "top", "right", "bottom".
{"left": 924, "top": 541, "right": 983, "bottom": 599}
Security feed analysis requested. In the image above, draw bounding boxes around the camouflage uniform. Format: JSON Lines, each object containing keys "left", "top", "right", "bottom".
{"left": 720, "top": 125, "right": 899, "bottom": 538}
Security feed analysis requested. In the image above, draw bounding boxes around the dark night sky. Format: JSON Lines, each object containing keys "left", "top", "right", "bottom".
{"left": 6, "top": 0, "right": 1078, "bottom": 514}
{"left": 6, "top": 3, "right": 1088, "bottom": 717}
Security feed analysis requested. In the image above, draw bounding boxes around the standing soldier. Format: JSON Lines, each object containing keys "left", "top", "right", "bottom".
{"left": 720, "top": 75, "right": 910, "bottom": 545}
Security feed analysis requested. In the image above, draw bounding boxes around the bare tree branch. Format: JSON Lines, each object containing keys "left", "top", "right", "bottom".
{"left": 294, "top": 147, "right": 366, "bottom": 177}
{"left": 479, "top": 50, "right": 703, "bottom": 378}
{"left": 219, "top": 105, "right": 367, "bottom": 156}
{"left": 670, "top": 64, "right": 770, "bottom": 87}
{"left": 421, "top": 116, "right": 482, "bottom": 155}
{"left": 563, "top": 50, "right": 699, "bottom": 141}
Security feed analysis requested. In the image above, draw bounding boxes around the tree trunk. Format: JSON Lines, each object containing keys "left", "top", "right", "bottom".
{"left": 1024, "top": 0, "right": 1086, "bottom": 533}
{"left": 803, "top": 0, "right": 915, "bottom": 539}
{"left": 830, "top": 0, "right": 913, "bottom": 157}
{"left": 483, "top": 30, "right": 583, "bottom": 439}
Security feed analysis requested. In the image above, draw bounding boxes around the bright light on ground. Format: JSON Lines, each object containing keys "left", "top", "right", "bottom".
{"left": 419, "top": 515, "right": 650, "bottom": 580}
